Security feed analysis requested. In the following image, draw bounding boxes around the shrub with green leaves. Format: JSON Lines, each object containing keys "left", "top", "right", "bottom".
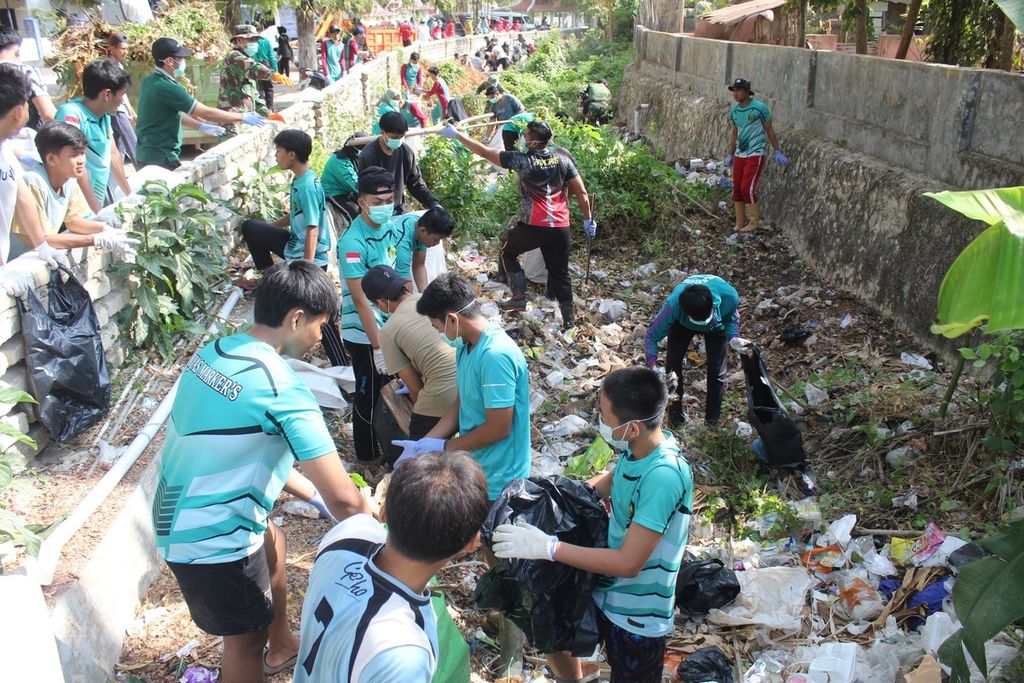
{"left": 110, "top": 180, "right": 230, "bottom": 356}
{"left": 0, "top": 387, "right": 53, "bottom": 556}
{"left": 959, "top": 331, "right": 1024, "bottom": 452}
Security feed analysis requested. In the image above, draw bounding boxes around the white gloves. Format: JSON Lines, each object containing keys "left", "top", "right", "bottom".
{"left": 729, "top": 337, "right": 754, "bottom": 355}
{"left": 0, "top": 272, "right": 33, "bottom": 298}
{"left": 241, "top": 112, "right": 267, "bottom": 127}
{"left": 391, "top": 437, "right": 447, "bottom": 468}
{"left": 93, "top": 230, "right": 140, "bottom": 260}
{"left": 198, "top": 122, "right": 226, "bottom": 137}
{"left": 94, "top": 206, "right": 122, "bottom": 229}
{"left": 373, "top": 347, "right": 388, "bottom": 374}
{"left": 309, "top": 492, "right": 337, "bottom": 522}
{"left": 492, "top": 519, "right": 558, "bottom": 561}
{"left": 33, "top": 242, "right": 67, "bottom": 269}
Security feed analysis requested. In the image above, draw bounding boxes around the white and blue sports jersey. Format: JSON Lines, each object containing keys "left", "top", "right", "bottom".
{"left": 152, "top": 334, "right": 335, "bottom": 564}
{"left": 295, "top": 515, "right": 438, "bottom": 683}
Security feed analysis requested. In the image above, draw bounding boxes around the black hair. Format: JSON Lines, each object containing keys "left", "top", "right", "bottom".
{"left": 679, "top": 284, "right": 713, "bottom": 320}
{"left": 0, "top": 27, "right": 21, "bottom": 53}
{"left": 82, "top": 58, "right": 131, "bottom": 99}
{"left": 273, "top": 129, "right": 312, "bottom": 163}
{"left": 409, "top": 51, "right": 419, "bottom": 60}
{"left": 428, "top": 65, "right": 439, "bottom": 75}
{"left": 0, "top": 63, "right": 31, "bottom": 119}
{"left": 278, "top": 25, "right": 288, "bottom": 33}
{"left": 379, "top": 111, "right": 408, "bottom": 135}
{"left": 35, "top": 120, "right": 87, "bottom": 161}
{"left": 485, "top": 85, "right": 502, "bottom": 96}
{"left": 386, "top": 451, "right": 489, "bottom": 563}
{"left": 526, "top": 120, "right": 552, "bottom": 145}
{"left": 418, "top": 205, "right": 454, "bottom": 237}
{"left": 416, "top": 272, "right": 481, "bottom": 320}
{"left": 253, "top": 260, "right": 339, "bottom": 326}
{"left": 601, "top": 367, "right": 667, "bottom": 429}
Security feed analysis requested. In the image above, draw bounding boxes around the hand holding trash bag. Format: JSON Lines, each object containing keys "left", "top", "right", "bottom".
{"left": 729, "top": 337, "right": 753, "bottom": 355}
{"left": 32, "top": 242, "right": 67, "bottom": 269}
{"left": 493, "top": 519, "right": 559, "bottom": 561}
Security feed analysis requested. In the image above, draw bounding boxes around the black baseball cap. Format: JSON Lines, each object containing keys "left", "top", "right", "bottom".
{"left": 728, "top": 77, "right": 754, "bottom": 94}
{"left": 362, "top": 265, "right": 409, "bottom": 301}
{"left": 152, "top": 37, "right": 193, "bottom": 62}
{"left": 358, "top": 166, "right": 395, "bottom": 195}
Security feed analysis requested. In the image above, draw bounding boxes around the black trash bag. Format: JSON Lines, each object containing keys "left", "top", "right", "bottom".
{"left": 740, "top": 345, "right": 806, "bottom": 469}
{"left": 21, "top": 265, "right": 110, "bottom": 442}
{"left": 476, "top": 475, "right": 609, "bottom": 656}
{"left": 373, "top": 380, "right": 412, "bottom": 466}
{"left": 675, "top": 559, "right": 740, "bottom": 619}
{"left": 677, "top": 646, "right": 734, "bottom": 683}
{"left": 445, "top": 98, "right": 470, "bottom": 122}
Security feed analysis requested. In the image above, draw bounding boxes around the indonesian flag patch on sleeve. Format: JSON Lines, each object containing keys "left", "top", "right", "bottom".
{"left": 345, "top": 252, "right": 360, "bottom": 264}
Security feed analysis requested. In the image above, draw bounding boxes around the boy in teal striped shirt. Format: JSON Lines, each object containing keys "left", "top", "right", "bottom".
{"left": 493, "top": 367, "right": 693, "bottom": 683}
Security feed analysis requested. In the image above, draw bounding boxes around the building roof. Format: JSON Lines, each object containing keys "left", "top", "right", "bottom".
{"left": 700, "top": 0, "right": 788, "bottom": 25}
{"left": 502, "top": 0, "right": 570, "bottom": 13}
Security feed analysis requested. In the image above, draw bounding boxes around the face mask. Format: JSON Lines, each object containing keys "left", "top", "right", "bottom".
{"left": 687, "top": 311, "right": 715, "bottom": 326}
{"left": 385, "top": 137, "right": 404, "bottom": 150}
{"left": 598, "top": 412, "right": 660, "bottom": 450}
{"left": 366, "top": 202, "right": 394, "bottom": 225}
{"left": 173, "top": 60, "right": 186, "bottom": 77}
{"left": 243, "top": 42, "right": 258, "bottom": 57}
{"left": 441, "top": 299, "right": 475, "bottom": 349}
{"left": 488, "top": 97, "right": 498, "bottom": 104}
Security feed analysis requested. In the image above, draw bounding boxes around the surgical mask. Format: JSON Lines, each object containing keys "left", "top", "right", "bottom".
{"left": 243, "top": 42, "right": 258, "bottom": 57}
{"left": 385, "top": 136, "right": 404, "bottom": 150}
{"left": 366, "top": 202, "right": 394, "bottom": 225}
{"left": 442, "top": 299, "right": 476, "bottom": 349}
{"left": 173, "top": 59, "right": 186, "bottom": 77}
{"left": 488, "top": 97, "right": 498, "bottom": 104}
{"left": 687, "top": 311, "right": 716, "bottom": 326}
{"left": 598, "top": 412, "right": 660, "bottom": 450}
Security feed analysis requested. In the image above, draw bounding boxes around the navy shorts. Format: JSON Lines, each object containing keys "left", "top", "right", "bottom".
{"left": 597, "top": 610, "right": 668, "bottom": 683}
{"left": 168, "top": 550, "right": 274, "bottom": 636}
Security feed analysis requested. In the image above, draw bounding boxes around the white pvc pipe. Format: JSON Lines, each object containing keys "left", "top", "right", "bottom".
{"left": 35, "top": 287, "right": 245, "bottom": 586}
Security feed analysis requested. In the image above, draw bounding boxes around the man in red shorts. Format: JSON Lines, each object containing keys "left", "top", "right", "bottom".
{"left": 725, "top": 78, "right": 788, "bottom": 232}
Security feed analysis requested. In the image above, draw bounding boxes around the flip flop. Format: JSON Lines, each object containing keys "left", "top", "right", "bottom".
{"left": 263, "top": 649, "right": 298, "bottom": 675}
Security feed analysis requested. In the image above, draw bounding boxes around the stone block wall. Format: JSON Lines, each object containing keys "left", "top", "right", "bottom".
{"left": 0, "top": 30, "right": 556, "bottom": 458}
{"left": 618, "top": 28, "right": 1024, "bottom": 351}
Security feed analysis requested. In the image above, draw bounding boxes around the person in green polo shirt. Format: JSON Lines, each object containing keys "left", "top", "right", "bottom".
{"left": 54, "top": 58, "right": 132, "bottom": 211}
{"left": 135, "top": 37, "right": 269, "bottom": 170}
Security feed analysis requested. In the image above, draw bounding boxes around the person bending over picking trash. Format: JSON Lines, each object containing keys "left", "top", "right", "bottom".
{"left": 724, "top": 77, "right": 788, "bottom": 232}
{"left": 644, "top": 274, "right": 751, "bottom": 426}
{"left": 295, "top": 452, "right": 489, "bottom": 683}
{"left": 440, "top": 119, "right": 593, "bottom": 330}
{"left": 152, "top": 261, "right": 370, "bottom": 683}
{"left": 493, "top": 367, "right": 693, "bottom": 683}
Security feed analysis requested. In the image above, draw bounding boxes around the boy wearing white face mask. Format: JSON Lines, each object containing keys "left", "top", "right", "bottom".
{"left": 492, "top": 367, "right": 693, "bottom": 683}
{"left": 357, "top": 111, "right": 439, "bottom": 216}
{"left": 644, "top": 273, "right": 750, "bottom": 426}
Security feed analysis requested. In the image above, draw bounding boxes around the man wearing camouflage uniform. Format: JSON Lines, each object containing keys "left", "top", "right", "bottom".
{"left": 218, "top": 25, "right": 288, "bottom": 134}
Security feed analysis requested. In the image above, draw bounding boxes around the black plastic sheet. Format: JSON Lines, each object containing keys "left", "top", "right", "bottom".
{"left": 676, "top": 646, "right": 734, "bottom": 683}
{"left": 476, "top": 475, "right": 609, "bottom": 656}
{"left": 675, "top": 558, "right": 741, "bottom": 619}
{"left": 21, "top": 266, "right": 110, "bottom": 442}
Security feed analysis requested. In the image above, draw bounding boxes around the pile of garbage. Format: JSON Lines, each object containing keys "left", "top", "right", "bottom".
{"left": 674, "top": 156, "right": 732, "bottom": 194}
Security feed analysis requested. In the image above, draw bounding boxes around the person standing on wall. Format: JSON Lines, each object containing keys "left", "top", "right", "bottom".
{"left": 321, "top": 25, "right": 344, "bottom": 84}
{"left": 254, "top": 28, "right": 279, "bottom": 110}
{"left": 361, "top": 265, "right": 457, "bottom": 440}
{"left": 724, "top": 78, "right": 788, "bottom": 232}
{"left": 218, "top": 25, "right": 291, "bottom": 134}
{"left": 103, "top": 33, "right": 138, "bottom": 170}
{"left": 440, "top": 120, "right": 593, "bottom": 330}
{"left": 643, "top": 273, "right": 751, "bottom": 426}
{"left": 153, "top": 261, "right": 371, "bottom": 683}
{"left": 358, "top": 111, "right": 438, "bottom": 216}
{"left": 135, "top": 37, "right": 267, "bottom": 171}
{"left": 276, "top": 26, "right": 293, "bottom": 78}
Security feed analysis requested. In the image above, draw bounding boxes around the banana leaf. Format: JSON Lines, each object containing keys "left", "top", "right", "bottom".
{"left": 925, "top": 186, "right": 1024, "bottom": 338}
{"left": 994, "top": 0, "right": 1024, "bottom": 30}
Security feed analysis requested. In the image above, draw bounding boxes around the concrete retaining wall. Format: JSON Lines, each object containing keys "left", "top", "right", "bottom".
{"left": 619, "top": 28, "right": 1023, "bottom": 348}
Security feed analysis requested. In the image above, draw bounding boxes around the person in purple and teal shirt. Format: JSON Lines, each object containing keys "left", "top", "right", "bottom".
{"left": 643, "top": 274, "right": 750, "bottom": 426}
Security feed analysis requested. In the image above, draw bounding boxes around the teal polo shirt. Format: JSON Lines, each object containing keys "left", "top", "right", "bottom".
{"left": 456, "top": 323, "right": 531, "bottom": 499}
{"left": 284, "top": 169, "right": 331, "bottom": 266}
{"left": 54, "top": 98, "right": 113, "bottom": 205}
{"left": 390, "top": 210, "right": 427, "bottom": 279}
{"left": 337, "top": 213, "right": 401, "bottom": 344}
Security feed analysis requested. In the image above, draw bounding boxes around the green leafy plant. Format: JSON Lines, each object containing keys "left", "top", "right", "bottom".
{"left": 110, "top": 180, "right": 230, "bottom": 356}
{"left": 959, "top": 332, "right": 1024, "bottom": 452}
{"left": 0, "top": 387, "right": 51, "bottom": 556}
{"left": 939, "top": 519, "right": 1024, "bottom": 682}
{"left": 229, "top": 163, "right": 289, "bottom": 223}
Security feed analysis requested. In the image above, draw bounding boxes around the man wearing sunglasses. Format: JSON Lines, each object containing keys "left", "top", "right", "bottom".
{"left": 644, "top": 274, "right": 750, "bottom": 426}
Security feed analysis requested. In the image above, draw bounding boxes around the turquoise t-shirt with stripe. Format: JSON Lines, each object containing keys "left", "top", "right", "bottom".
{"left": 337, "top": 213, "right": 401, "bottom": 344}
{"left": 391, "top": 210, "right": 428, "bottom": 280}
{"left": 54, "top": 98, "right": 113, "bottom": 206}
{"left": 593, "top": 432, "right": 692, "bottom": 637}
{"left": 153, "top": 334, "right": 335, "bottom": 564}
{"left": 730, "top": 98, "right": 772, "bottom": 158}
{"left": 456, "top": 323, "right": 531, "bottom": 499}
{"left": 285, "top": 170, "right": 331, "bottom": 266}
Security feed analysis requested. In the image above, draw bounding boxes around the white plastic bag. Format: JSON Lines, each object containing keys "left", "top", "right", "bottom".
{"left": 285, "top": 358, "right": 355, "bottom": 410}
{"left": 707, "top": 566, "right": 812, "bottom": 632}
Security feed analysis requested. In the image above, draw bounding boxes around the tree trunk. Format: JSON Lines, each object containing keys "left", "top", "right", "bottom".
{"left": 641, "top": 0, "right": 684, "bottom": 32}
{"left": 855, "top": 0, "right": 868, "bottom": 54}
{"left": 895, "top": 0, "right": 922, "bottom": 59}
{"left": 991, "top": 12, "right": 1015, "bottom": 71}
{"left": 798, "top": 0, "right": 807, "bottom": 47}
{"left": 219, "top": 0, "right": 242, "bottom": 28}
{"left": 296, "top": 4, "right": 318, "bottom": 73}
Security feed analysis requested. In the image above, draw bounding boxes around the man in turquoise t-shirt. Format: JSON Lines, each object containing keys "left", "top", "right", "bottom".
{"left": 393, "top": 272, "right": 530, "bottom": 501}
{"left": 644, "top": 273, "right": 750, "bottom": 426}
{"left": 725, "top": 77, "right": 787, "bottom": 232}
{"left": 154, "top": 261, "right": 370, "bottom": 683}
{"left": 322, "top": 26, "right": 344, "bottom": 82}
{"left": 390, "top": 205, "right": 455, "bottom": 292}
{"left": 54, "top": 58, "right": 132, "bottom": 211}
{"left": 336, "top": 166, "right": 405, "bottom": 462}
{"left": 238, "top": 129, "right": 345, "bottom": 368}
{"left": 492, "top": 367, "right": 693, "bottom": 683}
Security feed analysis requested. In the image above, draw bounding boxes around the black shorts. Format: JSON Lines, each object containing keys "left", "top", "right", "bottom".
{"left": 168, "top": 551, "right": 274, "bottom": 636}
{"left": 597, "top": 609, "right": 668, "bottom": 683}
